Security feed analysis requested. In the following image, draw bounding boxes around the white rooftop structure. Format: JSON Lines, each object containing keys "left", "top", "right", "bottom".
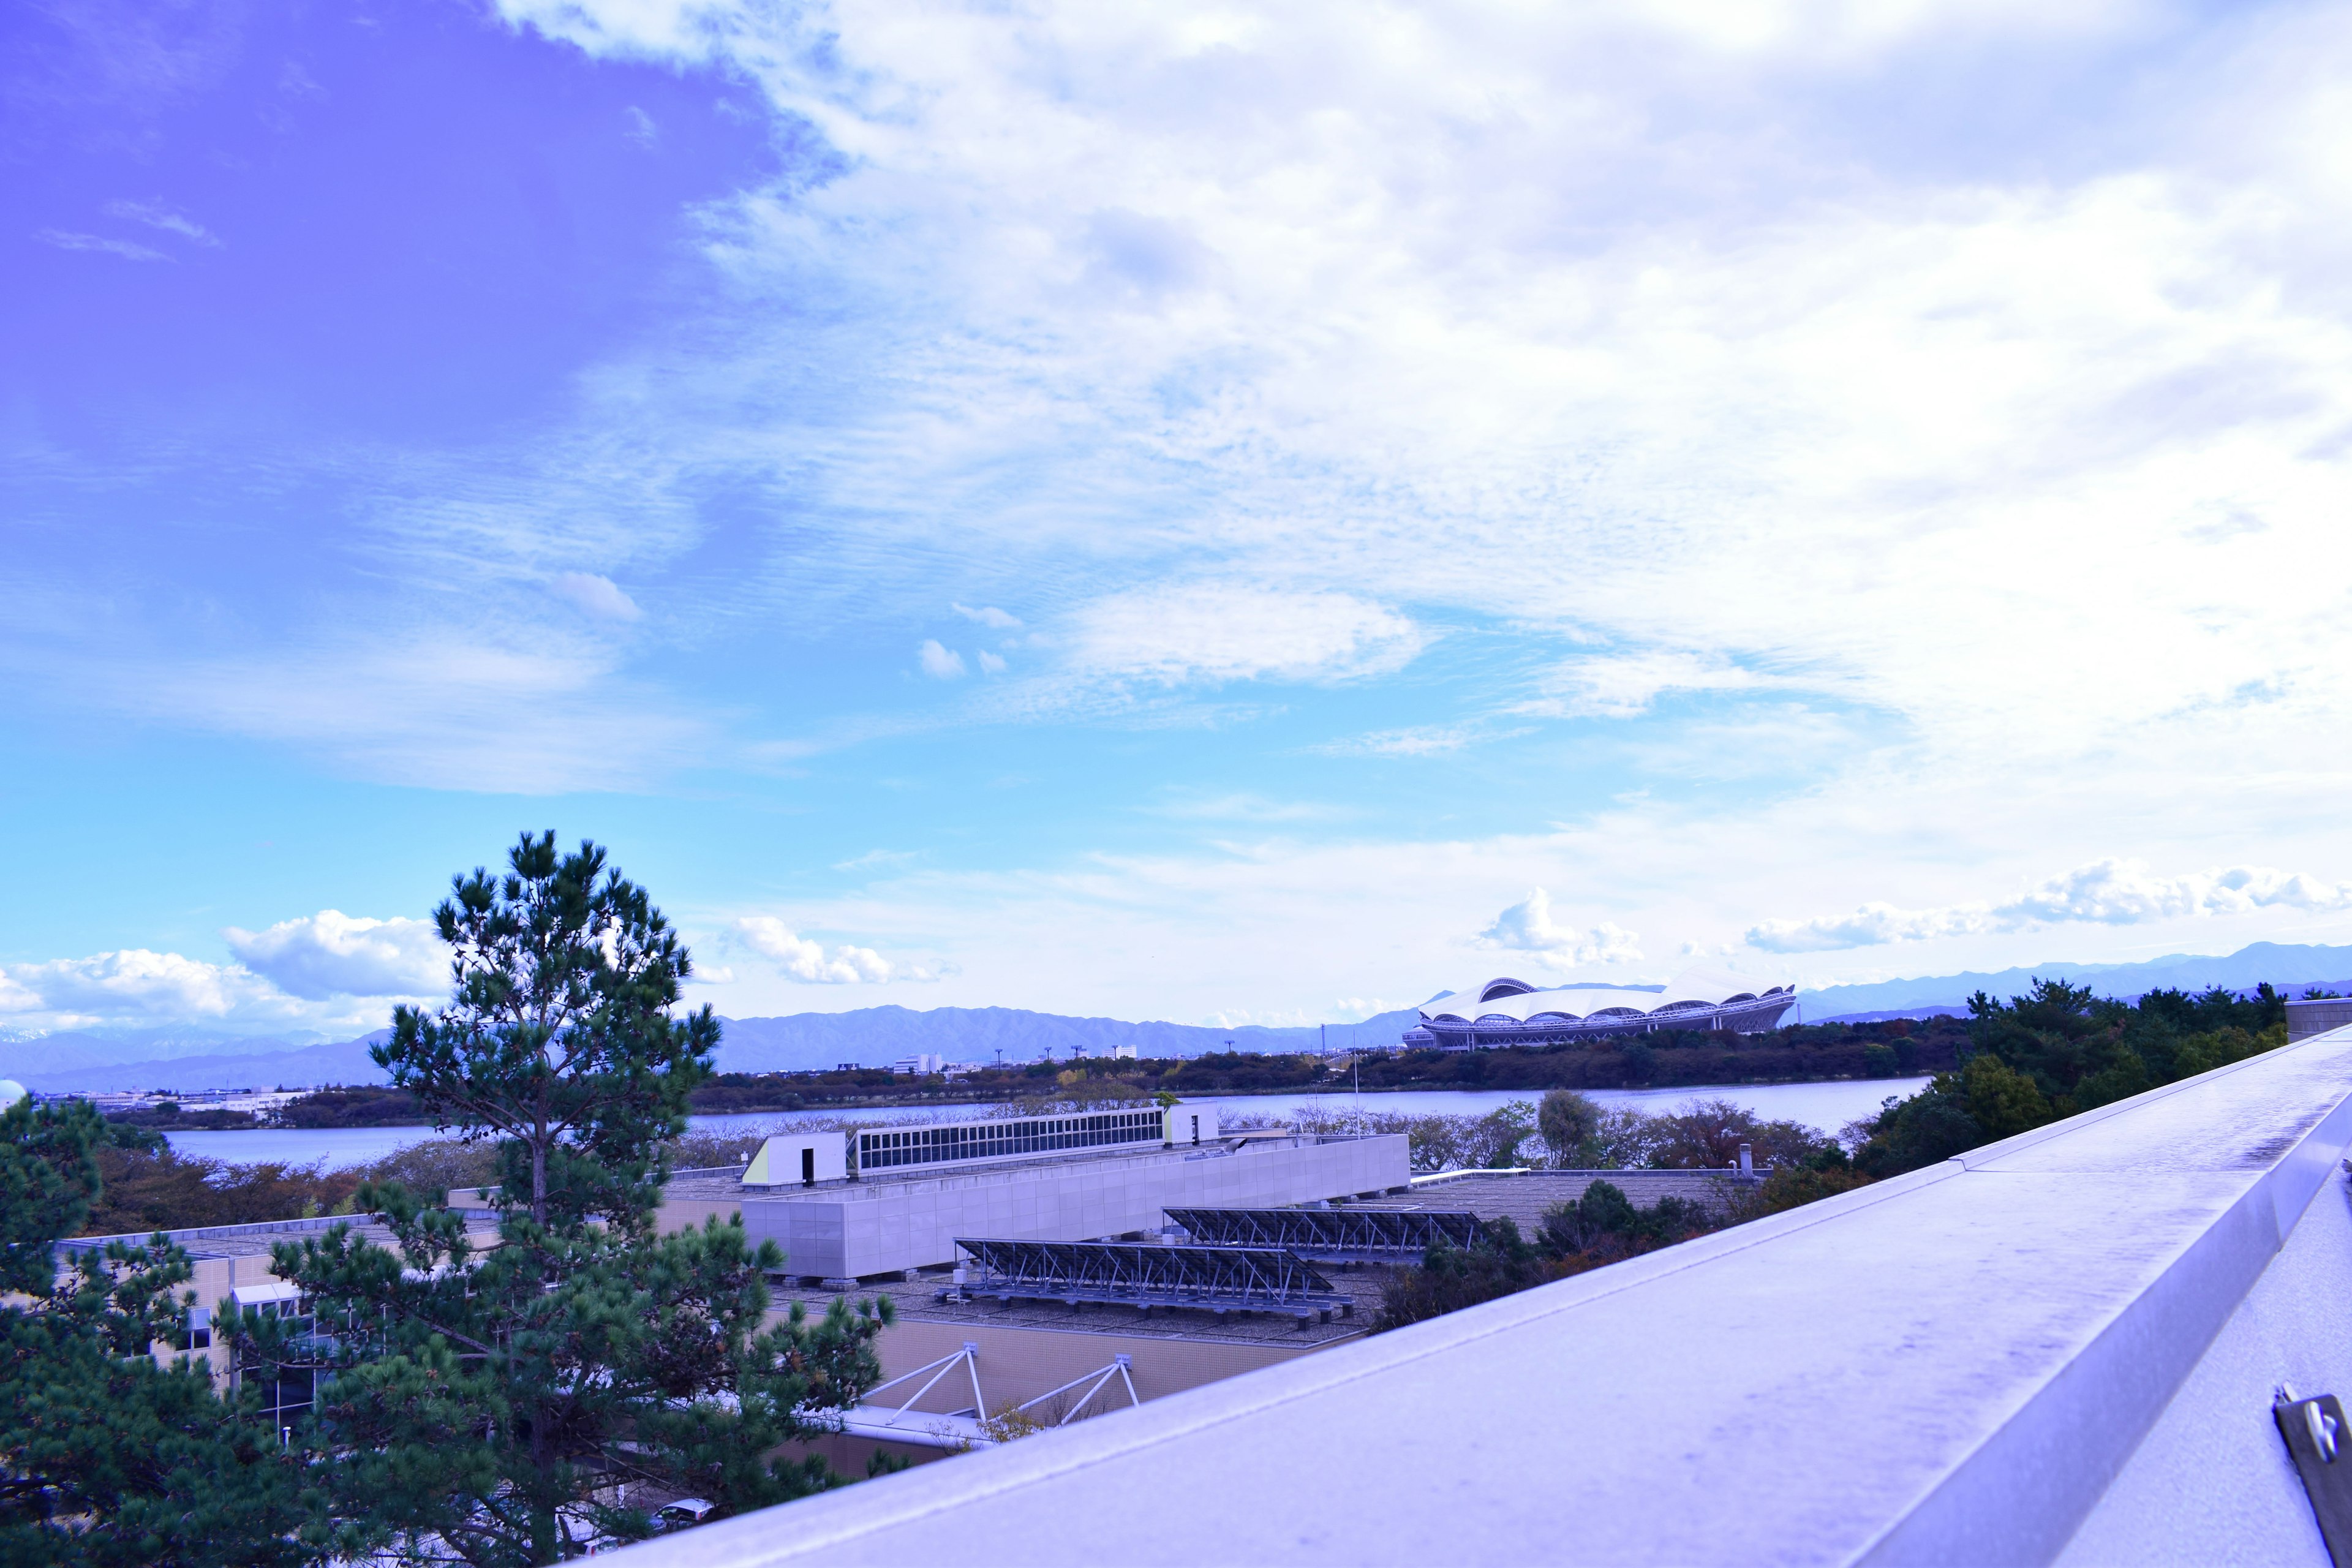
{"left": 609, "top": 1022, "right": 2352, "bottom": 1567}
{"left": 1408, "top": 962, "right": 1797, "bottom": 1047}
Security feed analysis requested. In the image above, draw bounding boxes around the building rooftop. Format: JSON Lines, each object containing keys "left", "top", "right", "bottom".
{"left": 793, "top": 1267, "right": 1391, "bottom": 1349}
{"left": 58, "top": 1212, "right": 501, "bottom": 1262}
{"left": 662, "top": 1133, "right": 1342, "bottom": 1209}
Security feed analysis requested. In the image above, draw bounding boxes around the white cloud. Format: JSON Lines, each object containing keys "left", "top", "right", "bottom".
{"left": 918, "top": 639, "right": 967, "bottom": 678}
{"left": 1746, "top": 859, "right": 2352, "bottom": 953}
{"left": 1318, "top": 722, "right": 1531, "bottom": 758}
{"left": 954, "top": 603, "right": 1021, "bottom": 628}
{"left": 1522, "top": 652, "right": 1774, "bottom": 720}
{"left": 624, "top": 104, "right": 658, "bottom": 145}
{"left": 1065, "top": 584, "right": 1423, "bottom": 688}
{"left": 978, "top": 649, "right": 1007, "bottom": 674}
{"left": 733, "top": 916, "right": 937, "bottom": 984}
{"left": 1203, "top": 1006, "right": 1316, "bottom": 1029}
{"left": 37, "top": 229, "right": 166, "bottom": 262}
{"left": 1477, "top": 889, "right": 1645, "bottom": 968}
{"left": 223, "top": 910, "right": 448, "bottom": 1000}
{"left": 103, "top": 200, "right": 222, "bottom": 247}
{"left": 0, "top": 950, "right": 281, "bottom": 1024}
{"left": 549, "top": 571, "right": 643, "bottom": 620}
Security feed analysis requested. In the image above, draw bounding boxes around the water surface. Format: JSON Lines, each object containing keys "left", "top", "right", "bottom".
{"left": 164, "top": 1079, "right": 1932, "bottom": 1169}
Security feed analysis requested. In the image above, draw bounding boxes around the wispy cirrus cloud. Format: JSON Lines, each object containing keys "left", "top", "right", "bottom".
{"left": 36, "top": 228, "right": 166, "bottom": 262}
{"left": 1061, "top": 583, "right": 1425, "bottom": 690}
{"left": 103, "top": 200, "right": 221, "bottom": 246}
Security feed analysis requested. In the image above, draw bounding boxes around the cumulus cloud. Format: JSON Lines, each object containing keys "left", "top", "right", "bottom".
{"left": 224, "top": 910, "right": 449, "bottom": 1000}
{"left": 918, "top": 639, "right": 967, "bottom": 679}
{"left": 549, "top": 571, "right": 643, "bottom": 620}
{"left": 733, "top": 916, "right": 936, "bottom": 984}
{"left": 978, "top": 650, "right": 1007, "bottom": 674}
{"left": 0, "top": 950, "right": 279, "bottom": 1022}
{"left": 1066, "top": 584, "right": 1423, "bottom": 688}
{"left": 1746, "top": 859, "right": 2352, "bottom": 953}
{"left": 954, "top": 603, "right": 1021, "bottom": 628}
{"left": 1477, "top": 889, "right": 1644, "bottom": 967}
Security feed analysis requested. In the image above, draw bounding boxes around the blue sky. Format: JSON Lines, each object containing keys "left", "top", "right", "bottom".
{"left": 9, "top": 0, "right": 2352, "bottom": 1039}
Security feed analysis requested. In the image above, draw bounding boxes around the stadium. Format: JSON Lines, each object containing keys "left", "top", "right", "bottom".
{"left": 1403, "top": 963, "right": 1797, "bottom": 1050}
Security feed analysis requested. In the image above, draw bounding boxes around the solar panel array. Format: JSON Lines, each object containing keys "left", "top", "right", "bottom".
{"left": 1164, "top": 1207, "right": 1486, "bottom": 1257}
{"left": 955, "top": 1238, "right": 1352, "bottom": 1319}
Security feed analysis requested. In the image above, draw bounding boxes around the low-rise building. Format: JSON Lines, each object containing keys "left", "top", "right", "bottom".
{"left": 657, "top": 1117, "right": 1412, "bottom": 1284}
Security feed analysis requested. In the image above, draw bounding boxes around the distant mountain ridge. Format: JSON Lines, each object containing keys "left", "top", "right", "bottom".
{"left": 13, "top": 940, "right": 2351, "bottom": 1094}
{"left": 1, "top": 1009, "right": 1426, "bottom": 1093}
{"left": 1802, "top": 941, "right": 2352, "bottom": 1020}
{"left": 709, "top": 1005, "right": 1423, "bottom": 1074}
{"left": 11, "top": 1035, "right": 394, "bottom": 1095}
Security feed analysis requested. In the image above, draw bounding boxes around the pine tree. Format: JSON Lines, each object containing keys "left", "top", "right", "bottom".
{"left": 233, "top": 834, "right": 891, "bottom": 1566}
{"left": 0, "top": 1099, "right": 325, "bottom": 1566}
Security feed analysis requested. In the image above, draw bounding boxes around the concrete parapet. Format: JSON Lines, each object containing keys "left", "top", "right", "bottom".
{"left": 612, "top": 1028, "right": 2352, "bottom": 1568}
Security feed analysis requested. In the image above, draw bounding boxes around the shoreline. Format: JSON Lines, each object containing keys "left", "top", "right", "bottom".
{"left": 134, "top": 1072, "right": 1926, "bottom": 1136}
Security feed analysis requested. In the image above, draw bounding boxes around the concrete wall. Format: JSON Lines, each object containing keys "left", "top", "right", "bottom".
{"left": 671, "top": 1134, "right": 1410, "bottom": 1281}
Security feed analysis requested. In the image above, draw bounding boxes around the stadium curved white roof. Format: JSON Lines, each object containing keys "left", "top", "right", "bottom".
{"left": 1420, "top": 963, "right": 1791, "bottom": 1025}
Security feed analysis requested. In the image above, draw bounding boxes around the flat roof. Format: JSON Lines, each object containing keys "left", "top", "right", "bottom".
{"left": 788, "top": 1267, "right": 1389, "bottom": 1349}
{"left": 58, "top": 1213, "right": 501, "bottom": 1262}
{"left": 663, "top": 1134, "right": 1335, "bottom": 1208}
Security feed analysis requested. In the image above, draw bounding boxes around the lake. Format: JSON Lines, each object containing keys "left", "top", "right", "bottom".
{"left": 163, "top": 1077, "right": 1934, "bottom": 1169}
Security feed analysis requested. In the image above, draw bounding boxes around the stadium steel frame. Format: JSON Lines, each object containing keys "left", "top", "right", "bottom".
{"left": 954, "top": 1238, "right": 1354, "bottom": 1323}
{"left": 1164, "top": 1207, "right": 1485, "bottom": 1259}
{"left": 1403, "top": 991, "right": 1796, "bottom": 1050}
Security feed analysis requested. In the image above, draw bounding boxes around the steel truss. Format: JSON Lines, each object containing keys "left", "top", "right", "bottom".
{"left": 1165, "top": 1206, "right": 1485, "bottom": 1257}
{"left": 955, "top": 1237, "right": 1354, "bottom": 1322}
{"left": 824, "top": 1343, "right": 1146, "bottom": 1450}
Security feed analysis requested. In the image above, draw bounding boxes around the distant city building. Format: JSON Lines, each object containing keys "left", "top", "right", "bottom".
{"left": 891, "top": 1053, "right": 947, "bottom": 1076}
{"left": 1405, "top": 963, "right": 1796, "bottom": 1050}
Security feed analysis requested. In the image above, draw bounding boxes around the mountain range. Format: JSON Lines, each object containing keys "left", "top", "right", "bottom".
{"left": 0, "top": 1009, "right": 1426, "bottom": 1093}
{"left": 1799, "top": 941, "right": 2352, "bottom": 1020}
{"left": 7, "top": 940, "right": 2348, "bottom": 1094}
